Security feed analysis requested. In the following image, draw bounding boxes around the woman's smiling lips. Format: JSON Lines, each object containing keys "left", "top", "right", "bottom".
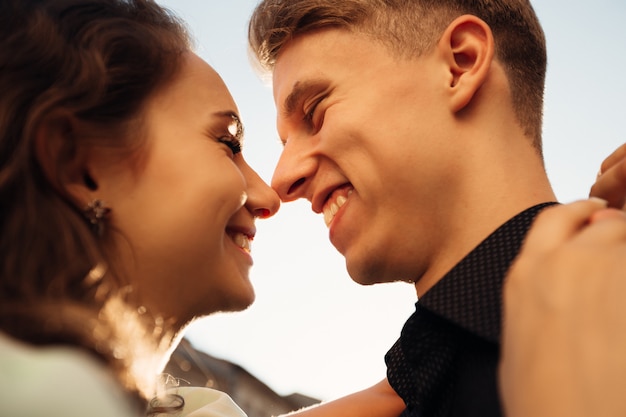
{"left": 323, "top": 185, "right": 354, "bottom": 227}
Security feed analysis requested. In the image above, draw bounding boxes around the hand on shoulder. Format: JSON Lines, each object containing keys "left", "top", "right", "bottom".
{"left": 590, "top": 143, "right": 626, "bottom": 209}
{"left": 500, "top": 199, "right": 626, "bottom": 417}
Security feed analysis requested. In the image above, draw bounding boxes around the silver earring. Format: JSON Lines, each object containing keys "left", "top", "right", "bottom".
{"left": 84, "top": 199, "right": 111, "bottom": 236}
{"left": 84, "top": 262, "right": 107, "bottom": 286}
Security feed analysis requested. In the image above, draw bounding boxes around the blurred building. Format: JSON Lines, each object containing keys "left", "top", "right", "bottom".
{"left": 164, "top": 338, "right": 319, "bottom": 417}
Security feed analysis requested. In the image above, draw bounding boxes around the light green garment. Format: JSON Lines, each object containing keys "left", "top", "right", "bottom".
{"left": 0, "top": 332, "right": 140, "bottom": 417}
{"left": 0, "top": 333, "right": 247, "bottom": 417}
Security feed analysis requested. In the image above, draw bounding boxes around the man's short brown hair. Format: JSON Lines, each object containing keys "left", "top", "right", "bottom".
{"left": 249, "top": 0, "right": 547, "bottom": 149}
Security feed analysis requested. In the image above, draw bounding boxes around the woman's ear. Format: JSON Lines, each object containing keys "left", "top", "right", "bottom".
{"left": 35, "top": 112, "right": 98, "bottom": 205}
{"left": 437, "top": 14, "right": 495, "bottom": 113}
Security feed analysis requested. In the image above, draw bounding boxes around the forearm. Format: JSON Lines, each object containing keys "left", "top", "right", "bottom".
{"left": 278, "top": 378, "right": 404, "bottom": 417}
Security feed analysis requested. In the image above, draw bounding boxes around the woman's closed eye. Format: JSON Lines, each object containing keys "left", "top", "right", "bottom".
{"left": 217, "top": 113, "right": 244, "bottom": 156}
{"left": 219, "top": 135, "right": 242, "bottom": 156}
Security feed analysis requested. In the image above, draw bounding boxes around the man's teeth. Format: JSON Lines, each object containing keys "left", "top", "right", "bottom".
{"left": 233, "top": 233, "right": 251, "bottom": 253}
{"left": 323, "top": 194, "right": 348, "bottom": 226}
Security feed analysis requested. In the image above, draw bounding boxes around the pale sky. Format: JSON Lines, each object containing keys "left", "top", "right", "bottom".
{"left": 158, "top": 0, "right": 626, "bottom": 401}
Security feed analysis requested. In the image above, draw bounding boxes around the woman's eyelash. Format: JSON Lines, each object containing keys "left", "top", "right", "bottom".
{"left": 218, "top": 114, "right": 244, "bottom": 156}
{"left": 219, "top": 135, "right": 242, "bottom": 155}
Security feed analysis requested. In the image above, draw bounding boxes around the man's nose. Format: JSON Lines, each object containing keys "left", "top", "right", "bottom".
{"left": 271, "top": 139, "right": 317, "bottom": 202}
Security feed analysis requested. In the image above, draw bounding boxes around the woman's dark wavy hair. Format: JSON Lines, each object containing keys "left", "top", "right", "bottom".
{"left": 0, "top": 0, "right": 190, "bottom": 409}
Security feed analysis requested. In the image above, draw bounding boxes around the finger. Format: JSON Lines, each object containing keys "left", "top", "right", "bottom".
{"left": 589, "top": 207, "right": 626, "bottom": 224}
{"left": 599, "top": 143, "right": 626, "bottom": 175}
{"left": 577, "top": 209, "right": 626, "bottom": 243}
{"left": 521, "top": 198, "right": 608, "bottom": 255}
{"left": 590, "top": 157, "right": 626, "bottom": 209}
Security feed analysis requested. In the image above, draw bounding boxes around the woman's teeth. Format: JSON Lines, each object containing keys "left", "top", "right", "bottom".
{"left": 232, "top": 233, "right": 251, "bottom": 253}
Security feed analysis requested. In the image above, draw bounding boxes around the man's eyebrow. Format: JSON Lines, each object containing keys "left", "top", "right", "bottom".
{"left": 282, "top": 79, "right": 325, "bottom": 119}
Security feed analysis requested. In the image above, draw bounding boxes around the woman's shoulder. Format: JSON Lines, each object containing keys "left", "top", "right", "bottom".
{"left": 0, "top": 332, "right": 140, "bottom": 417}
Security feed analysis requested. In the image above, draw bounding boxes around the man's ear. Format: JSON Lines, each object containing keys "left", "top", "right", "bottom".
{"left": 437, "top": 14, "right": 495, "bottom": 113}
{"left": 35, "top": 112, "right": 99, "bottom": 206}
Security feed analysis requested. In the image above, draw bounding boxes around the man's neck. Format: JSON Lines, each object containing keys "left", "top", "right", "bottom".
{"left": 415, "top": 134, "right": 556, "bottom": 297}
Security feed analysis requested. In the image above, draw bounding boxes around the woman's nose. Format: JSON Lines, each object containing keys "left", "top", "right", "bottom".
{"left": 244, "top": 164, "right": 280, "bottom": 218}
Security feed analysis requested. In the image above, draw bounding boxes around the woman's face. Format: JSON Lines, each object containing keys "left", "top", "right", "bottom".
{"left": 94, "top": 52, "right": 279, "bottom": 325}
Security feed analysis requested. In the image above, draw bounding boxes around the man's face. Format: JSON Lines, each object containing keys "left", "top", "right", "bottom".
{"left": 271, "top": 28, "right": 460, "bottom": 285}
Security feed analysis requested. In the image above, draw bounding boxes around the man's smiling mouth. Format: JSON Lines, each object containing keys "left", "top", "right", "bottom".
{"left": 323, "top": 186, "right": 353, "bottom": 226}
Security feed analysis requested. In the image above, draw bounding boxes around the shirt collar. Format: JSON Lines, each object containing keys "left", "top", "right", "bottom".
{"left": 418, "top": 202, "right": 558, "bottom": 343}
